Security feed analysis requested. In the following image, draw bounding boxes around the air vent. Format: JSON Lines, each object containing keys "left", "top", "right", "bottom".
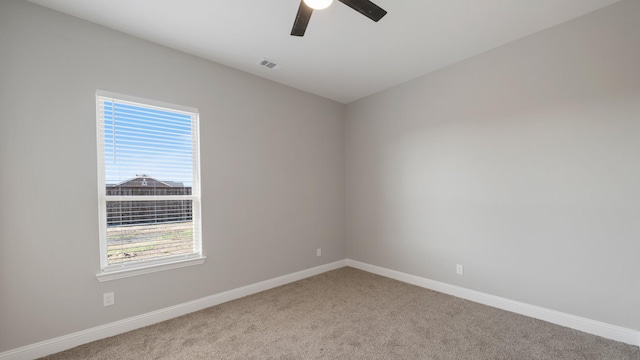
{"left": 259, "top": 59, "right": 278, "bottom": 69}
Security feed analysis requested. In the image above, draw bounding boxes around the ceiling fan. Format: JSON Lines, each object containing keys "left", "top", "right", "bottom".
{"left": 291, "top": 0, "right": 387, "bottom": 37}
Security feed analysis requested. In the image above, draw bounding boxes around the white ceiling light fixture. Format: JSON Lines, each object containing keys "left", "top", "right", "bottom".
{"left": 303, "top": 0, "right": 333, "bottom": 10}
{"left": 292, "top": 0, "right": 386, "bottom": 36}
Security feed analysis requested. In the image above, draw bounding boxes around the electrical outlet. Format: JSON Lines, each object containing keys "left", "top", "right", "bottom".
{"left": 456, "top": 264, "right": 464, "bottom": 275}
{"left": 317, "top": 248, "right": 322, "bottom": 257}
{"left": 103, "top": 292, "right": 114, "bottom": 306}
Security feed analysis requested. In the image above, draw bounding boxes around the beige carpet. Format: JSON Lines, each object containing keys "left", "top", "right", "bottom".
{"left": 42, "top": 267, "right": 639, "bottom": 359}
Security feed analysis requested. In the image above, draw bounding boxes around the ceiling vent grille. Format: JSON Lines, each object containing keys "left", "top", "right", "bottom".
{"left": 259, "top": 59, "right": 278, "bottom": 69}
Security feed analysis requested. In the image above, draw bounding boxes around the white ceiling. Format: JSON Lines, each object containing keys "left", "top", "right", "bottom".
{"left": 29, "top": 0, "right": 620, "bottom": 103}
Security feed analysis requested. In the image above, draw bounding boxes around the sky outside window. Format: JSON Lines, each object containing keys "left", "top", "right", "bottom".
{"left": 102, "top": 100, "right": 194, "bottom": 187}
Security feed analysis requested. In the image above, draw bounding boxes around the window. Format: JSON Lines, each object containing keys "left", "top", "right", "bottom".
{"left": 96, "top": 91, "right": 204, "bottom": 281}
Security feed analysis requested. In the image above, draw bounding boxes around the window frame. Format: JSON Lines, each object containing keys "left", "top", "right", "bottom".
{"left": 95, "top": 90, "right": 205, "bottom": 282}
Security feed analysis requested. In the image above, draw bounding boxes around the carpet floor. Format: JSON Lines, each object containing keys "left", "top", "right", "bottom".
{"left": 42, "top": 267, "right": 639, "bottom": 359}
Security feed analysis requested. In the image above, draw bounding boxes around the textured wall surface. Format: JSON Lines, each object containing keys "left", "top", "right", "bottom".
{"left": 2, "top": 0, "right": 639, "bottom": 354}
{"left": 346, "top": 0, "right": 640, "bottom": 331}
{"left": 0, "top": 0, "right": 345, "bottom": 351}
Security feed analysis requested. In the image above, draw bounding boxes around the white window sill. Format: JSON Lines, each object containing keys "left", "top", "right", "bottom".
{"left": 96, "top": 256, "right": 206, "bottom": 282}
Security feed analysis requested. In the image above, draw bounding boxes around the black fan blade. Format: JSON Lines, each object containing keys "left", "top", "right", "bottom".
{"left": 291, "top": 1, "right": 313, "bottom": 36}
{"left": 338, "top": 0, "right": 387, "bottom": 22}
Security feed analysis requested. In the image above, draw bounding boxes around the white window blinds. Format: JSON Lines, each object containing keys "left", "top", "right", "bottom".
{"left": 96, "top": 91, "right": 202, "bottom": 273}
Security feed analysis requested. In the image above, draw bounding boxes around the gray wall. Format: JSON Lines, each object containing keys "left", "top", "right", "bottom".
{"left": 2, "top": 0, "right": 639, "bottom": 353}
{"left": 0, "top": 0, "right": 345, "bottom": 351}
{"left": 345, "top": 0, "right": 640, "bottom": 331}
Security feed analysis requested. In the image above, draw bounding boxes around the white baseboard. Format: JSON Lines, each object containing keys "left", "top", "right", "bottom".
{"left": 2, "top": 258, "right": 637, "bottom": 359}
{"left": 346, "top": 259, "right": 640, "bottom": 347}
{"left": 0, "top": 260, "right": 347, "bottom": 360}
